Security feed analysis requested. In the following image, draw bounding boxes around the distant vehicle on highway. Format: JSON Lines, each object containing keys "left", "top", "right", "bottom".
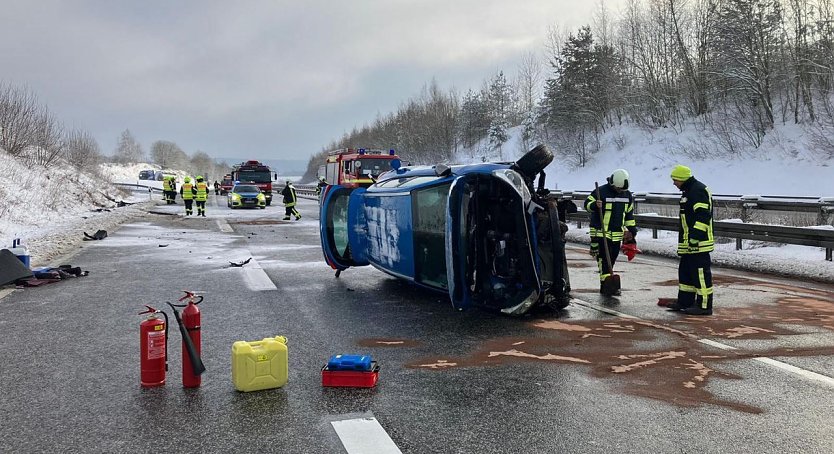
{"left": 319, "top": 145, "right": 570, "bottom": 315}
{"left": 227, "top": 184, "right": 267, "bottom": 209}
{"left": 220, "top": 174, "right": 234, "bottom": 195}
{"left": 231, "top": 160, "right": 275, "bottom": 205}
{"left": 138, "top": 169, "right": 155, "bottom": 180}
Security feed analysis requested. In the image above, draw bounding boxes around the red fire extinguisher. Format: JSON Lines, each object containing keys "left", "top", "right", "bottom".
{"left": 139, "top": 305, "right": 168, "bottom": 388}
{"left": 168, "top": 291, "right": 205, "bottom": 387}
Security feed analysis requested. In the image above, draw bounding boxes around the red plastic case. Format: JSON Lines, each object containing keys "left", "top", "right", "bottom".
{"left": 321, "top": 362, "right": 380, "bottom": 388}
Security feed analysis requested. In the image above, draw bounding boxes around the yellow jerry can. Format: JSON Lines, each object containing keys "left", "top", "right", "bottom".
{"left": 231, "top": 336, "right": 288, "bottom": 392}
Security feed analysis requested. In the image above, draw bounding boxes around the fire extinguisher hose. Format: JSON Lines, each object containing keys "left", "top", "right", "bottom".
{"left": 165, "top": 301, "right": 206, "bottom": 375}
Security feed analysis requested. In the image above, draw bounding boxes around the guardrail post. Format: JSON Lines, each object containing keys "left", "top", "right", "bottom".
{"left": 827, "top": 248, "right": 833, "bottom": 262}
{"left": 652, "top": 228, "right": 658, "bottom": 239}
{"left": 736, "top": 238, "right": 743, "bottom": 250}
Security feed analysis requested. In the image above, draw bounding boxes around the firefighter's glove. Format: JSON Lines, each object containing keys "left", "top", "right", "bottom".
{"left": 621, "top": 242, "right": 641, "bottom": 261}
{"left": 688, "top": 239, "right": 700, "bottom": 252}
{"left": 589, "top": 245, "right": 599, "bottom": 258}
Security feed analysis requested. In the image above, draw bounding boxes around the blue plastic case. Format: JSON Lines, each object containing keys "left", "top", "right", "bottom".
{"left": 327, "top": 354, "right": 372, "bottom": 371}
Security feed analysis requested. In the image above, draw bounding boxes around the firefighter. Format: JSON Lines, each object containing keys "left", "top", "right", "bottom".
{"left": 180, "top": 177, "right": 196, "bottom": 215}
{"left": 666, "top": 165, "right": 714, "bottom": 315}
{"left": 214, "top": 180, "right": 221, "bottom": 195}
{"left": 584, "top": 169, "right": 637, "bottom": 295}
{"left": 162, "top": 176, "right": 172, "bottom": 204}
{"left": 195, "top": 176, "right": 208, "bottom": 217}
{"left": 282, "top": 180, "right": 301, "bottom": 221}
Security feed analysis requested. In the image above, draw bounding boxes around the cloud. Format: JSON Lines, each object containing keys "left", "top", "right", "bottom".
{"left": 0, "top": 0, "right": 607, "bottom": 160}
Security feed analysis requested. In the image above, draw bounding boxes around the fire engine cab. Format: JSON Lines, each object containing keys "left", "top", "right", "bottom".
{"left": 322, "top": 148, "right": 399, "bottom": 189}
{"left": 230, "top": 160, "right": 274, "bottom": 205}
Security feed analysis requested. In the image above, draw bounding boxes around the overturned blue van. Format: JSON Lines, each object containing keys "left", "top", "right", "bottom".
{"left": 319, "top": 145, "right": 570, "bottom": 315}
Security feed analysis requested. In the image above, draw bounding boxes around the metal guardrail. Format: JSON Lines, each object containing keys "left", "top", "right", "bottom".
{"left": 566, "top": 211, "right": 834, "bottom": 261}
{"left": 560, "top": 191, "right": 834, "bottom": 220}
{"left": 113, "top": 182, "right": 164, "bottom": 193}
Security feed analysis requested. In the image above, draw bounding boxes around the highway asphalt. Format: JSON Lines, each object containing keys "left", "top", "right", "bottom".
{"left": 1, "top": 194, "right": 834, "bottom": 453}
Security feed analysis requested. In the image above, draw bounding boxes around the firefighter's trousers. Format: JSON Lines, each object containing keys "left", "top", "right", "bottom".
{"left": 184, "top": 199, "right": 193, "bottom": 215}
{"left": 591, "top": 237, "right": 621, "bottom": 282}
{"left": 284, "top": 206, "right": 300, "bottom": 220}
{"left": 677, "top": 252, "right": 713, "bottom": 310}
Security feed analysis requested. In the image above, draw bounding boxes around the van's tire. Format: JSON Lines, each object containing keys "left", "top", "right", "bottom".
{"left": 515, "top": 144, "right": 553, "bottom": 177}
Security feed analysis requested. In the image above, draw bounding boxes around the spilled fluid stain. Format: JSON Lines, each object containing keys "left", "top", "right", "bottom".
{"left": 414, "top": 359, "right": 457, "bottom": 369}
{"left": 487, "top": 349, "right": 590, "bottom": 364}
{"left": 356, "top": 338, "right": 422, "bottom": 348}
{"left": 406, "top": 294, "right": 834, "bottom": 414}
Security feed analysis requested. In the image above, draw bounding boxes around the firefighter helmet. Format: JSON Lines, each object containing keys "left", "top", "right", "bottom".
{"left": 609, "top": 169, "right": 630, "bottom": 190}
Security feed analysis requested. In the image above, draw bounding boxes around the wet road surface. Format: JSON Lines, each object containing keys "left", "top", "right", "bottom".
{"left": 1, "top": 194, "right": 834, "bottom": 453}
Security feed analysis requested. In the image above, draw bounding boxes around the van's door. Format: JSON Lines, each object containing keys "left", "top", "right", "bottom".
{"left": 319, "top": 185, "right": 359, "bottom": 270}
{"left": 446, "top": 176, "right": 474, "bottom": 311}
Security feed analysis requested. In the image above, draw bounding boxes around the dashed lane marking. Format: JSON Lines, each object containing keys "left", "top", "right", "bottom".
{"left": 331, "top": 417, "right": 402, "bottom": 454}
{"left": 570, "top": 297, "right": 834, "bottom": 388}
{"left": 217, "top": 219, "right": 234, "bottom": 233}
{"left": 239, "top": 256, "right": 277, "bottom": 291}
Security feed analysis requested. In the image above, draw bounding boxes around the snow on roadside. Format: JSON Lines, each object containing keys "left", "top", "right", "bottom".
{"left": 0, "top": 150, "right": 155, "bottom": 267}
{"left": 565, "top": 224, "right": 834, "bottom": 284}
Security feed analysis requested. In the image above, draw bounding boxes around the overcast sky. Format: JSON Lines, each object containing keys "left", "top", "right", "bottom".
{"left": 1, "top": 0, "right": 608, "bottom": 162}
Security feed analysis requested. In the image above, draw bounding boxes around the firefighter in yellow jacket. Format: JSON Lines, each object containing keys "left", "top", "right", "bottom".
{"left": 195, "top": 176, "right": 208, "bottom": 217}
{"left": 179, "top": 177, "right": 196, "bottom": 215}
{"left": 666, "top": 165, "right": 714, "bottom": 315}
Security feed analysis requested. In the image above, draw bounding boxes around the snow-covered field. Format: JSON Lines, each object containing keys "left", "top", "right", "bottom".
{"left": 2, "top": 120, "right": 833, "bottom": 280}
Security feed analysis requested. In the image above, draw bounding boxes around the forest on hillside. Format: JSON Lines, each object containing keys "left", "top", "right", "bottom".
{"left": 305, "top": 0, "right": 834, "bottom": 179}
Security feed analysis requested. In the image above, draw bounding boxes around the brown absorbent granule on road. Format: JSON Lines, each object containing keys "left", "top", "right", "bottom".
{"left": 406, "top": 309, "right": 834, "bottom": 414}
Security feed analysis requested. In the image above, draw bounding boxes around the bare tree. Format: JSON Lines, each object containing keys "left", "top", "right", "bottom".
{"left": 64, "top": 128, "right": 102, "bottom": 171}
{"left": 113, "top": 129, "right": 144, "bottom": 163}
{"left": 27, "top": 106, "right": 65, "bottom": 167}
{"left": 150, "top": 140, "right": 182, "bottom": 168}
{"left": 0, "top": 83, "right": 40, "bottom": 156}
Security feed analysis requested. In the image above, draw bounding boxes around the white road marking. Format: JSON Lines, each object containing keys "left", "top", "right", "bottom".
{"left": 570, "top": 297, "right": 834, "bottom": 388}
{"left": 0, "top": 288, "right": 15, "bottom": 301}
{"left": 239, "top": 256, "right": 277, "bottom": 291}
{"left": 331, "top": 417, "right": 402, "bottom": 454}
{"left": 217, "top": 219, "right": 234, "bottom": 233}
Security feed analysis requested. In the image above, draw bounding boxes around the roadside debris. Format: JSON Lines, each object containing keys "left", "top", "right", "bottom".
{"left": 15, "top": 265, "right": 89, "bottom": 287}
{"left": 83, "top": 230, "right": 108, "bottom": 241}
{"left": 229, "top": 258, "right": 252, "bottom": 267}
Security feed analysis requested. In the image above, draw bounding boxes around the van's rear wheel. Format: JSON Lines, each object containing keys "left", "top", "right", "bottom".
{"left": 515, "top": 144, "right": 553, "bottom": 177}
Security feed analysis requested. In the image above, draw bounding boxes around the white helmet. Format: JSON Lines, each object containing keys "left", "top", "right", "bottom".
{"left": 609, "top": 169, "right": 630, "bottom": 190}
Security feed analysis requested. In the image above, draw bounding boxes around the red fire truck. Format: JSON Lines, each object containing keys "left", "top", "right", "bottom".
{"left": 230, "top": 160, "right": 275, "bottom": 205}
{"left": 321, "top": 148, "right": 399, "bottom": 188}
{"left": 219, "top": 174, "right": 234, "bottom": 195}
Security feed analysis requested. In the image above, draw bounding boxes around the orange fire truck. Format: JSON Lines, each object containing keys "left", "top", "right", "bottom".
{"left": 321, "top": 148, "right": 400, "bottom": 188}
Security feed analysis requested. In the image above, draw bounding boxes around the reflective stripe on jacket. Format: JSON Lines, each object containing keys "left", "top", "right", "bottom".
{"left": 584, "top": 183, "right": 637, "bottom": 241}
{"left": 180, "top": 183, "right": 195, "bottom": 200}
{"left": 282, "top": 184, "right": 297, "bottom": 207}
{"left": 677, "top": 177, "right": 714, "bottom": 255}
{"left": 195, "top": 182, "right": 208, "bottom": 201}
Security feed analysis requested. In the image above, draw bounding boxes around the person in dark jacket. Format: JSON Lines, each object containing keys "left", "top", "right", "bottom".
{"left": 666, "top": 164, "right": 714, "bottom": 315}
{"left": 584, "top": 169, "right": 637, "bottom": 295}
{"left": 282, "top": 180, "right": 301, "bottom": 221}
